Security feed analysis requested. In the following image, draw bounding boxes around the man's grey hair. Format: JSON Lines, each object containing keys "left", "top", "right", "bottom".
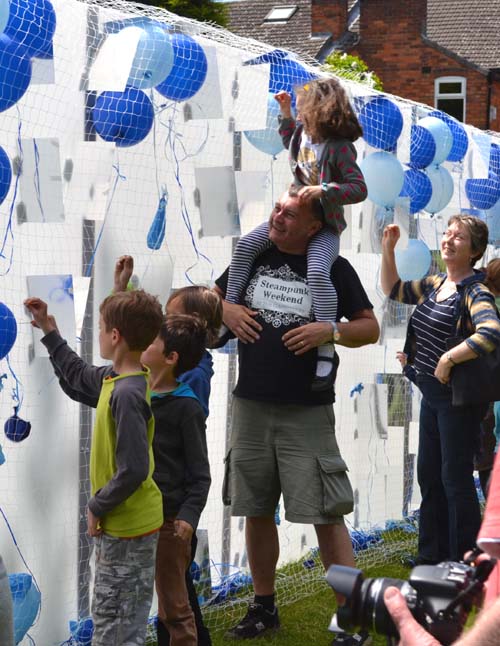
{"left": 287, "top": 184, "right": 325, "bottom": 223}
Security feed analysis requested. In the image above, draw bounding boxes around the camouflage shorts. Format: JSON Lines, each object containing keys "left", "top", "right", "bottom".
{"left": 92, "top": 532, "right": 158, "bottom": 646}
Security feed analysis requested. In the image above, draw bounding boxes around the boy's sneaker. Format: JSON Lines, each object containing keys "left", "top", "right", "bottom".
{"left": 331, "top": 630, "right": 372, "bottom": 645}
{"left": 225, "top": 603, "right": 280, "bottom": 639}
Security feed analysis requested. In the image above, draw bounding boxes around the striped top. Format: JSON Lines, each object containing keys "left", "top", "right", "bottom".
{"left": 390, "top": 272, "right": 500, "bottom": 365}
{"left": 411, "top": 291, "right": 458, "bottom": 376}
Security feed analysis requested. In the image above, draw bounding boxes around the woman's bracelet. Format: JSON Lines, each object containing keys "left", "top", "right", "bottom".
{"left": 446, "top": 352, "right": 457, "bottom": 366}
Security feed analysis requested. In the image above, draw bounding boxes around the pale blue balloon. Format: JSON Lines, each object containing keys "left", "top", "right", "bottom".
{"left": 126, "top": 25, "right": 173, "bottom": 90}
{"left": 0, "top": 0, "right": 9, "bottom": 33}
{"left": 360, "top": 151, "right": 404, "bottom": 208}
{"left": 395, "top": 239, "right": 431, "bottom": 281}
{"left": 425, "top": 165, "right": 454, "bottom": 214}
{"left": 418, "top": 116, "right": 453, "bottom": 166}
{"left": 9, "top": 573, "right": 41, "bottom": 644}
{"left": 481, "top": 197, "right": 500, "bottom": 244}
{"left": 244, "top": 92, "right": 284, "bottom": 157}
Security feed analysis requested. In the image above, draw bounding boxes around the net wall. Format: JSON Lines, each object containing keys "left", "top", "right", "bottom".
{"left": 0, "top": 0, "right": 498, "bottom": 643}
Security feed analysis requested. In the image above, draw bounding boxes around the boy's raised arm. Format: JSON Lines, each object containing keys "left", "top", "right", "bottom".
{"left": 24, "top": 297, "right": 110, "bottom": 401}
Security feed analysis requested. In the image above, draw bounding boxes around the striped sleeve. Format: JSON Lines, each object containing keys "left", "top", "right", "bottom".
{"left": 463, "top": 284, "right": 500, "bottom": 356}
{"left": 389, "top": 274, "right": 444, "bottom": 305}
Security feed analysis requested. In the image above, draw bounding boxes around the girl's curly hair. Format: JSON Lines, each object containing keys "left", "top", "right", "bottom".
{"left": 295, "top": 77, "right": 363, "bottom": 143}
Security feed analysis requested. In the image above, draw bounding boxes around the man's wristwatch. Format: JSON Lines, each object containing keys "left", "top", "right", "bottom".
{"left": 330, "top": 321, "right": 341, "bottom": 343}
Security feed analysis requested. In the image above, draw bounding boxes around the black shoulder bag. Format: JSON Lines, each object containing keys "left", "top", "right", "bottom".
{"left": 446, "top": 289, "right": 500, "bottom": 407}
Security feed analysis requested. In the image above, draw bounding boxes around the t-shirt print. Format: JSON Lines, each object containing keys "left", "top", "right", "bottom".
{"left": 245, "top": 263, "right": 313, "bottom": 327}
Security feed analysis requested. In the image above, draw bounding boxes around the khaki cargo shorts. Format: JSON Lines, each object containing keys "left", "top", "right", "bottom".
{"left": 222, "top": 397, "right": 354, "bottom": 524}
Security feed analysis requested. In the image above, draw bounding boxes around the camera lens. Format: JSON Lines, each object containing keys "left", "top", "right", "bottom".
{"left": 327, "top": 565, "right": 412, "bottom": 638}
{"left": 357, "top": 577, "right": 413, "bottom": 636}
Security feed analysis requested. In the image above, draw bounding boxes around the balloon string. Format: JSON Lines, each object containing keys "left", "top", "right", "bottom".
{"left": 0, "top": 504, "right": 42, "bottom": 618}
{"left": 33, "top": 139, "right": 46, "bottom": 223}
{"left": 0, "top": 117, "right": 23, "bottom": 276}
{"left": 84, "top": 162, "right": 126, "bottom": 278}
{"left": 5, "top": 353, "right": 23, "bottom": 413}
{"left": 160, "top": 102, "right": 213, "bottom": 284}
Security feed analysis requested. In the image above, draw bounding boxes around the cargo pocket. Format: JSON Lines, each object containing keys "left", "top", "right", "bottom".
{"left": 317, "top": 455, "right": 354, "bottom": 516}
{"left": 222, "top": 449, "right": 232, "bottom": 506}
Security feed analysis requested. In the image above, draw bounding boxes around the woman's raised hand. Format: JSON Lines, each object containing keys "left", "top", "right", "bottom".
{"left": 382, "top": 224, "right": 401, "bottom": 254}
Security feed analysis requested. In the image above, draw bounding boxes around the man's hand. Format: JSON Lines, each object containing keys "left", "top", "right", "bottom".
{"left": 298, "top": 185, "right": 323, "bottom": 202}
{"left": 396, "top": 351, "right": 408, "bottom": 368}
{"left": 223, "top": 301, "right": 262, "bottom": 343}
{"left": 114, "top": 255, "right": 134, "bottom": 293}
{"left": 87, "top": 507, "right": 103, "bottom": 537}
{"left": 282, "top": 322, "right": 332, "bottom": 355}
{"left": 24, "top": 298, "right": 58, "bottom": 336}
{"left": 174, "top": 519, "right": 194, "bottom": 543}
{"left": 383, "top": 587, "right": 442, "bottom": 646}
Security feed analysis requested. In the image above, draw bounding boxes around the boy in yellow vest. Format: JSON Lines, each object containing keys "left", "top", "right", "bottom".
{"left": 24, "top": 290, "right": 164, "bottom": 646}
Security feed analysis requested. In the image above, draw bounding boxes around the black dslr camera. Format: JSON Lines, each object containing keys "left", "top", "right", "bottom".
{"left": 327, "top": 555, "right": 495, "bottom": 645}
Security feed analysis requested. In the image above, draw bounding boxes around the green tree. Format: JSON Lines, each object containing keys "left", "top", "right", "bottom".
{"left": 323, "top": 51, "right": 383, "bottom": 90}
{"left": 126, "top": 0, "right": 228, "bottom": 27}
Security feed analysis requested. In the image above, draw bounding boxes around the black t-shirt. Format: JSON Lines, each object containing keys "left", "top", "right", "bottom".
{"left": 216, "top": 247, "right": 372, "bottom": 405}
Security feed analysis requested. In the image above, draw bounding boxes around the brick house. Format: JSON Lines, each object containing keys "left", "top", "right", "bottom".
{"left": 227, "top": 0, "right": 500, "bottom": 131}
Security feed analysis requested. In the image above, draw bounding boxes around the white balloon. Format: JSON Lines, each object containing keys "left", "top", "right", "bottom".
{"left": 425, "top": 165, "right": 454, "bottom": 214}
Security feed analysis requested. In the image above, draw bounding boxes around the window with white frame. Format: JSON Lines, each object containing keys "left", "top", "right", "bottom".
{"left": 263, "top": 6, "right": 298, "bottom": 23}
{"left": 434, "top": 77, "right": 466, "bottom": 122}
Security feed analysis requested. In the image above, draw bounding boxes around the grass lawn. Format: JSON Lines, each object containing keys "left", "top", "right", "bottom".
{"left": 209, "top": 561, "right": 411, "bottom": 646}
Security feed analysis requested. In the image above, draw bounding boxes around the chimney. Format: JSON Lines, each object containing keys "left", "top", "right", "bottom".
{"left": 311, "top": 0, "right": 348, "bottom": 41}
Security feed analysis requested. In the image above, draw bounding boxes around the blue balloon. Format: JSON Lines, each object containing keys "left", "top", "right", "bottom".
{"left": 428, "top": 110, "right": 468, "bottom": 162}
{"left": 465, "top": 177, "right": 500, "bottom": 210}
{"left": 0, "top": 146, "right": 12, "bottom": 204}
{"left": 155, "top": 33, "right": 207, "bottom": 102}
{"left": 489, "top": 143, "right": 500, "bottom": 177}
{"left": 9, "top": 573, "right": 41, "bottom": 644}
{"left": 400, "top": 169, "right": 432, "bottom": 214}
{"left": 0, "top": 302, "right": 17, "bottom": 359}
{"left": 104, "top": 16, "right": 165, "bottom": 34}
{"left": 92, "top": 87, "right": 154, "bottom": 148}
{"left": 409, "top": 125, "right": 436, "bottom": 169}
{"left": 4, "top": 414, "right": 31, "bottom": 442}
{"left": 0, "top": 0, "right": 9, "bottom": 33}
{"left": 395, "top": 239, "right": 431, "bottom": 281}
{"left": 147, "top": 195, "right": 167, "bottom": 250}
{"left": 0, "top": 35, "right": 32, "bottom": 112}
{"left": 360, "top": 151, "right": 404, "bottom": 208}
{"left": 358, "top": 96, "right": 403, "bottom": 151}
{"left": 69, "top": 616, "right": 94, "bottom": 646}
{"left": 5, "top": 0, "right": 56, "bottom": 59}
{"left": 418, "top": 116, "right": 453, "bottom": 166}
{"left": 425, "top": 165, "right": 454, "bottom": 214}
{"left": 243, "top": 49, "right": 314, "bottom": 108}
{"left": 124, "top": 25, "right": 173, "bottom": 90}
{"left": 482, "top": 197, "right": 500, "bottom": 244}
{"left": 244, "top": 92, "right": 284, "bottom": 157}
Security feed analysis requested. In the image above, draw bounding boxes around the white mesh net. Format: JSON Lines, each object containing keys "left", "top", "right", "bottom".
{"left": 0, "top": 0, "right": 499, "bottom": 643}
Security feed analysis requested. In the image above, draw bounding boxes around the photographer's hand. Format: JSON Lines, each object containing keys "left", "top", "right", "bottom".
{"left": 384, "top": 587, "right": 442, "bottom": 646}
